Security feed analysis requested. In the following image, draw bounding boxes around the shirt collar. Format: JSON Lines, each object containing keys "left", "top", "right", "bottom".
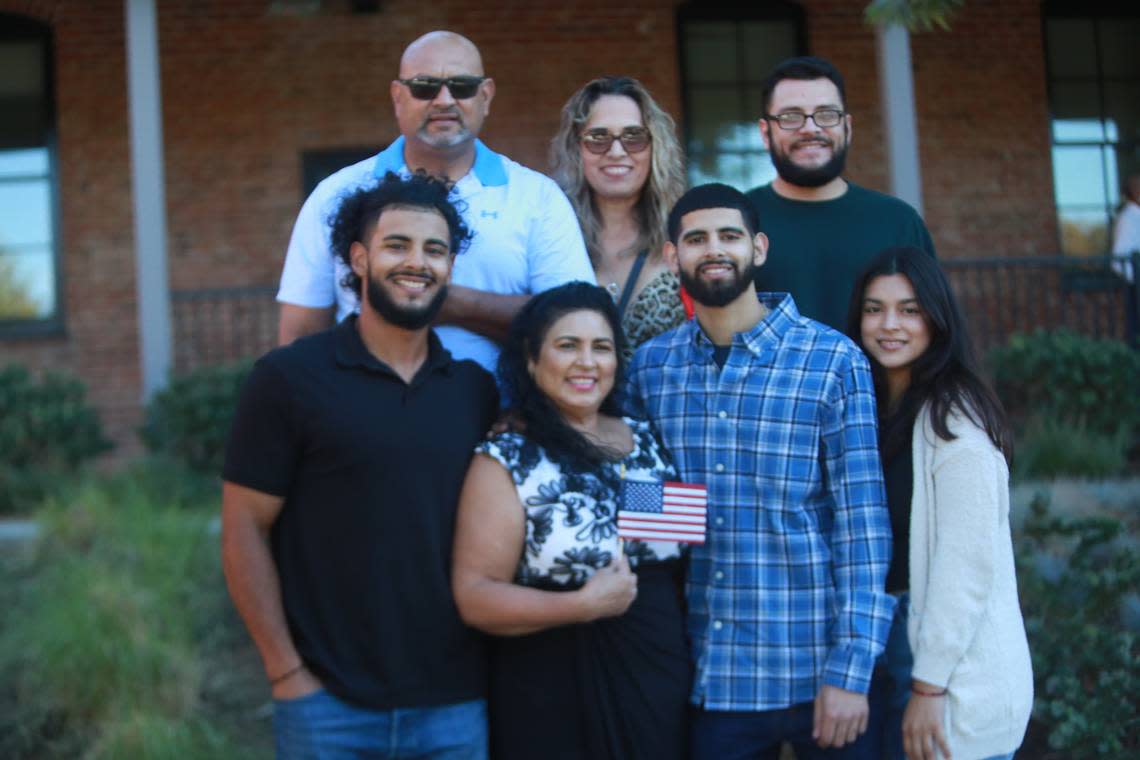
{"left": 688, "top": 292, "right": 800, "bottom": 357}
{"left": 372, "top": 136, "right": 508, "bottom": 187}
{"left": 334, "top": 315, "right": 454, "bottom": 379}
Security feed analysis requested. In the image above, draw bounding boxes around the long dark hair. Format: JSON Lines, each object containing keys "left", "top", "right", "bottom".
{"left": 498, "top": 282, "right": 628, "bottom": 467}
{"left": 845, "top": 246, "right": 1013, "bottom": 465}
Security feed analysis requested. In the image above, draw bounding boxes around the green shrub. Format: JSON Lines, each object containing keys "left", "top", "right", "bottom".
{"left": 1015, "top": 416, "right": 1130, "bottom": 479}
{"left": 141, "top": 361, "right": 252, "bottom": 474}
{"left": 0, "top": 466, "right": 269, "bottom": 758}
{"left": 989, "top": 329, "right": 1140, "bottom": 439}
{"left": 1016, "top": 495, "right": 1140, "bottom": 758}
{"left": 0, "top": 364, "right": 112, "bottom": 513}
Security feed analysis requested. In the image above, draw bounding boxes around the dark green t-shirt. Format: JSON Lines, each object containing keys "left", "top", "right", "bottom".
{"left": 747, "top": 182, "right": 936, "bottom": 332}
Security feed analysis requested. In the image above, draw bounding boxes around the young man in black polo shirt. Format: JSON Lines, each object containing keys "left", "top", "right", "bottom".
{"left": 222, "top": 172, "right": 499, "bottom": 758}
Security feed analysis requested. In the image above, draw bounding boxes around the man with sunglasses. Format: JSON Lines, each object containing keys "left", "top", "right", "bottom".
{"left": 277, "top": 31, "right": 593, "bottom": 371}
{"left": 747, "top": 56, "right": 935, "bottom": 332}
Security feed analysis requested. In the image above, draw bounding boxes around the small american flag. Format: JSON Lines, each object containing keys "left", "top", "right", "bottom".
{"left": 617, "top": 480, "right": 707, "bottom": 544}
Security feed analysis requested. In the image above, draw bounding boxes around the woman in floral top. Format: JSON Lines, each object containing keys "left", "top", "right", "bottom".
{"left": 452, "top": 282, "right": 689, "bottom": 760}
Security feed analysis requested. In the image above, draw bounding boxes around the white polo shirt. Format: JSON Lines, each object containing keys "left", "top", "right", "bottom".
{"left": 277, "top": 137, "right": 594, "bottom": 372}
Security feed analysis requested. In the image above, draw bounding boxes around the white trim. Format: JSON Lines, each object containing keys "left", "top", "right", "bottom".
{"left": 876, "top": 24, "right": 925, "bottom": 215}
{"left": 125, "top": 0, "right": 172, "bottom": 398}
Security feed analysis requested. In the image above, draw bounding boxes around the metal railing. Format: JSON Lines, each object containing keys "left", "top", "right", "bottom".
{"left": 941, "top": 253, "right": 1138, "bottom": 355}
{"left": 167, "top": 254, "right": 1139, "bottom": 373}
{"left": 171, "top": 285, "right": 277, "bottom": 373}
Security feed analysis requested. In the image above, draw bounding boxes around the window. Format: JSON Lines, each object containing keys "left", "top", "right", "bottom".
{"left": 0, "top": 14, "right": 60, "bottom": 334}
{"left": 1043, "top": 1, "right": 1140, "bottom": 255}
{"left": 301, "top": 145, "right": 384, "bottom": 200}
{"left": 678, "top": 2, "right": 805, "bottom": 191}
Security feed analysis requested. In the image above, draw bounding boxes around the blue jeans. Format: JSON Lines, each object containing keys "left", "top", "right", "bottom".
{"left": 273, "top": 689, "right": 487, "bottom": 759}
{"left": 691, "top": 701, "right": 879, "bottom": 760}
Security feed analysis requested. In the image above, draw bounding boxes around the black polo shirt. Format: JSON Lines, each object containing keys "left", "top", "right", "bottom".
{"left": 223, "top": 317, "right": 499, "bottom": 710}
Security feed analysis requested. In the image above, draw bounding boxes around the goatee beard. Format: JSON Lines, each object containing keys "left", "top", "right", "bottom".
{"left": 770, "top": 139, "right": 848, "bottom": 188}
{"left": 366, "top": 275, "right": 448, "bottom": 330}
{"left": 679, "top": 258, "right": 759, "bottom": 308}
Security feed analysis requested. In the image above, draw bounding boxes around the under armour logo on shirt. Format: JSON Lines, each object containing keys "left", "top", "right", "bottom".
{"left": 480, "top": 210, "right": 499, "bottom": 219}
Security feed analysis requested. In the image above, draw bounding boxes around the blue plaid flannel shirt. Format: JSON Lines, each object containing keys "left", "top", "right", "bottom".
{"left": 627, "top": 293, "right": 895, "bottom": 711}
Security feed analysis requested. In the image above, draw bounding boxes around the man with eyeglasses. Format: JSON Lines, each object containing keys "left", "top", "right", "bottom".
{"left": 276, "top": 31, "right": 593, "bottom": 370}
{"left": 747, "top": 56, "right": 935, "bottom": 331}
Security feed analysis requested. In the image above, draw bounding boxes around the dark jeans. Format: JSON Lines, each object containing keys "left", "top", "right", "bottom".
{"left": 690, "top": 701, "right": 879, "bottom": 760}
{"left": 273, "top": 689, "right": 487, "bottom": 759}
{"left": 866, "top": 592, "right": 913, "bottom": 760}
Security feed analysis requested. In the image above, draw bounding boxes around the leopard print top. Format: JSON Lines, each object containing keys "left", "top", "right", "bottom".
{"left": 621, "top": 269, "right": 686, "bottom": 361}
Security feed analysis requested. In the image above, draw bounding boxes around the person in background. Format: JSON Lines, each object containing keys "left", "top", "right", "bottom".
{"left": 1111, "top": 172, "right": 1140, "bottom": 282}
{"left": 276, "top": 30, "right": 593, "bottom": 373}
{"left": 452, "top": 282, "right": 689, "bottom": 760}
{"left": 747, "top": 56, "right": 935, "bottom": 331}
{"left": 846, "top": 246, "right": 1033, "bottom": 760}
{"left": 551, "top": 76, "right": 688, "bottom": 359}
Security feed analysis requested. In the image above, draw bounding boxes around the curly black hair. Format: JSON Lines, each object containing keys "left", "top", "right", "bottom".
{"left": 327, "top": 171, "right": 472, "bottom": 295}
{"left": 498, "top": 282, "right": 628, "bottom": 468}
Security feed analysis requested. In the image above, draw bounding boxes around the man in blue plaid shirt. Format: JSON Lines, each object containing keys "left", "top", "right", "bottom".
{"left": 626, "top": 184, "right": 894, "bottom": 759}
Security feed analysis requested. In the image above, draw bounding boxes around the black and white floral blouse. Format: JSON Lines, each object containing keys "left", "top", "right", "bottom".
{"left": 476, "top": 417, "right": 685, "bottom": 587}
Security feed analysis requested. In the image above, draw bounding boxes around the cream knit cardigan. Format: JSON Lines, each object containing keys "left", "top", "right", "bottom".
{"left": 907, "top": 404, "right": 1034, "bottom": 759}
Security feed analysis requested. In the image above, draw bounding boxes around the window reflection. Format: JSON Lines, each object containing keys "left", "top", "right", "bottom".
{"left": 1, "top": 16, "right": 59, "bottom": 329}
{"left": 679, "top": 7, "right": 803, "bottom": 192}
{"left": 1044, "top": 5, "right": 1140, "bottom": 257}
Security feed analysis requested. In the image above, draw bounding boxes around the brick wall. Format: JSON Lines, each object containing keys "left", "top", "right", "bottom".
{"left": 1, "top": 0, "right": 1061, "bottom": 456}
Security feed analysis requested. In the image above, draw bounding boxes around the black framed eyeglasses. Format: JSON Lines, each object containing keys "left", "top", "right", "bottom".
{"left": 764, "top": 108, "right": 845, "bottom": 131}
{"left": 397, "top": 76, "right": 486, "bottom": 100}
{"left": 579, "top": 127, "right": 652, "bottom": 155}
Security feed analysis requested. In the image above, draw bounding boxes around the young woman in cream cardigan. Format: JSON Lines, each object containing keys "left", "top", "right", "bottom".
{"left": 845, "top": 247, "right": 1033, "bottom": 760}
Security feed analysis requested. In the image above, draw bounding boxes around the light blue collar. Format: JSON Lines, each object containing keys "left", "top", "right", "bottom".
{"left": 372, "top": 136, "right": 507, "bottom": 187}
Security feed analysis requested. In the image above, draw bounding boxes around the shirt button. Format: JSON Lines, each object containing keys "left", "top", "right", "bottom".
{"left": 715, "top": 463, "right": 725, "bottom": 473}
{"left": 713, "top": 620, "right": 723, "bottom": 630}
{"left": 714, "top": 570, "right": 724, "bottom": 580}
{"left": 715, "top": 517, "right": 724, "bottom": 526}
{"left": 718, "top": 410, "right": 727, "bottom": 419}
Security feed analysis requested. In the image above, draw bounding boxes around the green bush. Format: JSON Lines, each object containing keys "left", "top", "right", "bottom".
{"left": 1015, "top": 416, "right": 1130, "bottom": 480}
{"left": 989, "top": 329, "right": 1140, "bottom": 439}
{"left": 1016, "top": 495, "right": 1140, "bottom": 758}
{"left": 0, "top": 466, "right": 269, "bottom": 758}
{"left": 141, "top": 361, "right": 252, "bottom": 474}
{"left": 0, "top": 364, "right": 112, "bottom": 513}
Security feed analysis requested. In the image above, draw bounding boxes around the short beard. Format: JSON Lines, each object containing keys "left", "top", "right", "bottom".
{"left": 679, "top": 258, "right": 759, "bottom": 308}
{"left": 366, "top": 274, "right": 448, "bottom": 330}
{"left": 417, "top": 112, "right": 471, "bottom": 150}
{"left": 769, "top": 136, "right": 849, "bottom": 189}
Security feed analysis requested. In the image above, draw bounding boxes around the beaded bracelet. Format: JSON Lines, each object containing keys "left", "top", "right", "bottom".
{"left": 911, "top": 684, "right": 948, "bottom": 698}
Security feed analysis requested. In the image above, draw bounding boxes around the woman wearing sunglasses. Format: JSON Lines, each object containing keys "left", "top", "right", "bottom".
{"left": 551, "top": 76, "right": 688, "bottom": 360}
{"left": 845, "top": 247, "right": 1033, "bottom": 760}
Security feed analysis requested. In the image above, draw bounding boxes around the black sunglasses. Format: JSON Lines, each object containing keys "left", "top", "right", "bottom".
{"left": 398, "top": 76, "right": 486, "bottom": 100}
{"left": 579, "top": 127, "right": 651, "bottom": 155}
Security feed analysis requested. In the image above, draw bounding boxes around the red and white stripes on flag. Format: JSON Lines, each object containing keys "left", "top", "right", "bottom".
{"left": 617, "top": 480, "right": 707, "bottom": 544}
